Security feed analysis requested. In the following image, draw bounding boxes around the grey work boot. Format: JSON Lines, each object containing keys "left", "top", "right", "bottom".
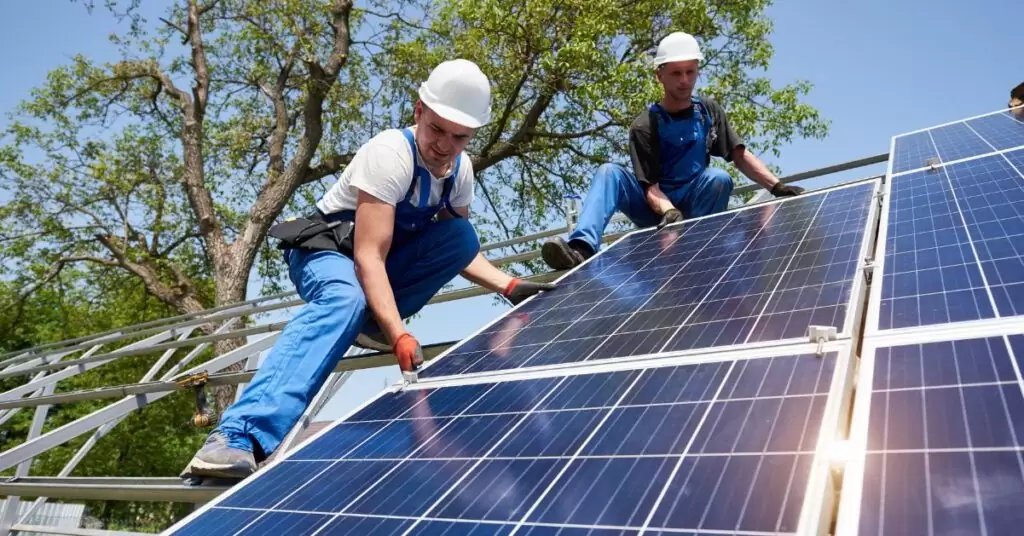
{"left": 541, "top": 237, "right": 592, "bottom": 271}
{"left": 180, "top": 431, "right": 256, "bottom": 481}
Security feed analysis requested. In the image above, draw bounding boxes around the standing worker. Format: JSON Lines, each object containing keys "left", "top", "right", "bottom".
{"left": 181, "top": 59, "right": 556, "bottom": 482}
{"left": 541, "top": 31, "right": 804, "bottom": 271}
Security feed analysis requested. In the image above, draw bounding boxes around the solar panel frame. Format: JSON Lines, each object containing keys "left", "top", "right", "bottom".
{"left": 410, "top": 177, "right": 882, "bottom": 383}
{"left": 866, "top": 110, "right": 1024, "bottom": 336}
{"left": 888, "top": 107, "right": 1024, "bottom": 178}
{"left": 164, "top": 339, "right": 860, "bottom": 536}
{"left": 833, "top": 319, "right": 1024, "bottom": 536}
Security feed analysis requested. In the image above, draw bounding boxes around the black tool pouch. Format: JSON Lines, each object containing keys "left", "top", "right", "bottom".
{"left": 267, "top": 211, "right": 354, "bottom": 257}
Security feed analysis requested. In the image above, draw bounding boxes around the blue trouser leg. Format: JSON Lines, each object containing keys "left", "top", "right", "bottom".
{"left": 217, "top": 218, "right": 480, "bottom": 459}
{"left": 568, "top": 163, "right": 661, "bottom": 252}
{"left": 679, "top": 167, "right": 734, "bottom": 218}
{"left": 216, "top": 248, "right": 367, "bottom": 459}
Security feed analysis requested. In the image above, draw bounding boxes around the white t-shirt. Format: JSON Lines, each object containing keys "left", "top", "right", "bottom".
{"left": 316, "top": 128, "right": 474, "bottom": 215}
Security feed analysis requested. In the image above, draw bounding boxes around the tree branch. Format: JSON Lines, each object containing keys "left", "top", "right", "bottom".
{"left": 187, "top": 1, "right": 211, "bottom": 116}
{"left": 300, "top": 153, "right": 353, "bottom": 184}
{"left": 479, "top": 60, "right": 534, "bottom": 157}
{"left": 234, "top": 0, "right": 354, "bottom": 285}
{"left": 525, "top": 120, "right": 617, "bottom": 140}
{"left": 158, "top": 232, "right": 201, "bottom": 258}
{"left": 472, "top": 79, "right": 559, "bottom": 172}
{"left": 159, "top": 16, "right": 188, "bottom": 42}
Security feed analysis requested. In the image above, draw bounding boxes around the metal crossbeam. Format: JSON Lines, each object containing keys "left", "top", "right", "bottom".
{"left": 0, "top": 477, "right": 226, "bottom": 504}
{"left": 0, "top": 340, "right": 458, "bottom": 411}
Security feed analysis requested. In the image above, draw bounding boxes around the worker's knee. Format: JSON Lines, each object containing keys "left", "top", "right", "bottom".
{"left": 592, "top": 163, "right": 629, "bottom": 188}
{"left": 706, "top": 168, "right": 734, "bottom": 197}
{"left": 434, "top": 217, "right": 481, "bottom": 268}
{"left": 313, "top": 278, "right": 367, "bottom": 316}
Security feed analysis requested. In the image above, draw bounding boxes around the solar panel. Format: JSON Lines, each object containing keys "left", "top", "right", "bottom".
{"left": 420, "top": 180, "right": 878, "bottom": 379}
{"left": 834, "top": 327, "right": 1024, "bottom": 536}
{"left": 890, "top": 110, "right": 1024, "bottom": 175}
{"left": 870, "top": 148, "right": 1024, "bottom": 332}
{"left": 167, "top": 343, "right": 854, "bottom": 536}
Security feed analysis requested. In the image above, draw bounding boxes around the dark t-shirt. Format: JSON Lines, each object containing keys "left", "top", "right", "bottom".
{"left": 628, "top": 96, "right": 744, "bottom": 188}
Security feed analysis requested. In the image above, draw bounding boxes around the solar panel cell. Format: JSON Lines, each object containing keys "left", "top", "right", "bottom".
{"left": 892, "top": 131, "right": 940, "bottom": 174}
{"left": 928, "top": 122, "right": 992, "bottom": 162}
{"left": 846, "top": 334, "right": 1024, "bottom": 536}
{"left": 966, "top": 111, "right": 1024, "bottom": 150}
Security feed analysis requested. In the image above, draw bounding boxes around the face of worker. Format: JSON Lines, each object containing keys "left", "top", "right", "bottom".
{"left": 1011, "top": 98, "right": 1024, "bottom": 120}
{"left": 656, "top": 60, "right": 700, "bottom": 103}
{"left": 414, "top": 101, "right": 475, "bottom": 171}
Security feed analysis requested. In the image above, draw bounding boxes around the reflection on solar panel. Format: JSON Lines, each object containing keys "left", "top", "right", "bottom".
{"left": 835, "top": 330, "right": 1024, "bottom": 536}
{"left": 421, "top": 181, "right": 877, "bottom": 379}
{"left": 874, "top": 148, "right": 1024, "bottom": 331}
{"left": 890, "top": 110, "right": 1024, "bottom": 174}
{"left": 168, "top": 346, "right": 851, "bottom": 535}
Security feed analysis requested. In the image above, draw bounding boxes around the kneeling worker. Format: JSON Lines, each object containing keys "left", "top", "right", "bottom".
{"left": 182, "top": 59, "right": 555, "bottom": 481}
{"left": 542, "top": 31, "right": 804, "bottom": 271}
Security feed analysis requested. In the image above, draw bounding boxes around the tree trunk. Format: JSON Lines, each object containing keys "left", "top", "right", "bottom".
{"left": 209, "top": 258, "right": 252, "bottom": 413}
{"left": 211, "top": 336, "right": 247, "bottom": 412}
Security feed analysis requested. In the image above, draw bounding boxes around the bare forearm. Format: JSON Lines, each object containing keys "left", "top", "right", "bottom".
{"left": 354, "top": 257, "right": 406, "bottom": 342}
{"left": 460, "top": 252, "right": 514, "bottom": 293}
{"left": 644, "top": 184, "right": 675, "bottom": 215}
{"left": 734, "top": 148, "right": 779, "bottom": 190}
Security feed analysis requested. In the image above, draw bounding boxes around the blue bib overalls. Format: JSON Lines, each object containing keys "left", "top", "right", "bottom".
{"left": 569, "top": 97, "right": 734, "bottom": 252}
{"left": 216, "top": 128, "right": 480, "bottom": 459}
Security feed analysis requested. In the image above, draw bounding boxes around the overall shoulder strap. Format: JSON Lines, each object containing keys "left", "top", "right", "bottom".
{"left": 441, "top": 154, "right": 463, "bottom": 218}
{"left": 400, "top": 127, "right": 428, "bottom": 204}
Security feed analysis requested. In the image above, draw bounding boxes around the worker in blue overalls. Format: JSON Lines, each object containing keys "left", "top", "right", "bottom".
{"left": 180, "top": 59, "right": 556, "bottom": 482}
{"left": 541, "top": 31, "right": 805, "bottom": 271}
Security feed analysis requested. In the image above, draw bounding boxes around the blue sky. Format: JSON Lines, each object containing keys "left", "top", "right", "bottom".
{"left": 1, "top": 0, "right": 1019, "bottom": 420}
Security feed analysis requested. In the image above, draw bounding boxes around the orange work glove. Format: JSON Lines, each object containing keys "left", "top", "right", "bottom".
{"left": 392, "top": 333, "right": 424, "bottom": 372}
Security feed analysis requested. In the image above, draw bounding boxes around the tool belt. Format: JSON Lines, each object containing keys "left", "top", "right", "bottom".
{"left": 267, "top": 210, "right": 354, "bottom": 256}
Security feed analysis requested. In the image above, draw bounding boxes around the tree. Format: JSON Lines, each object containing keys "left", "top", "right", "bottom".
{"left": 0, "top": 0, "right": 828, "bottom": 409}
{"left": 0, "top": 268, "right": 209, "bottom": 531}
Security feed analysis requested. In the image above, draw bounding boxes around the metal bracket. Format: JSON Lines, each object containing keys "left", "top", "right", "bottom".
{"left": 925, "top": 157, "right": 941, "bottom": 172}
{"left": 402, "top": 370, "right": 419, "bottom": 384}
{"left": 862, "top": 259, "right": 876, "bottom": 284}
{"left": 175, "top": 372, "right": 216, "bottom": 428}
{"left": 807, "top": 325, "right": 838, "bottom": 357}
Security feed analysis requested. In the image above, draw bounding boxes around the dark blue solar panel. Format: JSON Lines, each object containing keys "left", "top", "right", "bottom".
{"left": 892, "top": 131, "right": 940, "bottom": 174}
{"left": 966, "top": 111, "right": 1024, "bottom": 151}
{"left": 168, "top": 350, "right": 840, "bottom": 535}
{"left": 423, "top": 182, "right": 874, "bottom": 378}
{"left": 879, "top": 149, "right": 1024, "bottom": 330}
{"left": 857, "top": 335, "right": 1024, "bottom": 536}
{"left": 948, "top": 151, "right": 1024, "bottom": 317}
{"left": 928, "top": 122, "right": 993, "bottom": 162}
{"left": 879, "top": 167, "right": 995, "bottom": 329}
{"left": 892, "top": 111, "right": 1024, "bottom": 176}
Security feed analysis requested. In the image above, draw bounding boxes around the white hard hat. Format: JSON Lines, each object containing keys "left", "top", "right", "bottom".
{"left": 418, "top": 59, "right": 492, "bottom": 128}
{"left": 653, "top": 31, "right": 704, "bottom": 66}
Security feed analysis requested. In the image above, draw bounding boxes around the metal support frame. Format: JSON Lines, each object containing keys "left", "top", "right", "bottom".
{"left": 0, "top": 152, "right": 885, "bottom": 536}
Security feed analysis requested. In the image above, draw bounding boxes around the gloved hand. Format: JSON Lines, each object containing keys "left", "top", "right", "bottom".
{"left": 657, "top": 209, "right": 684, "bottom": 230}
{"left": 771, "top": 182, "right": 804, "bottom": 197}
{"left": 504, "top": 279, "right": 557, "bottom": 305}
{"left": 392, "top": 332, "right": 424, "bottom": 372}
